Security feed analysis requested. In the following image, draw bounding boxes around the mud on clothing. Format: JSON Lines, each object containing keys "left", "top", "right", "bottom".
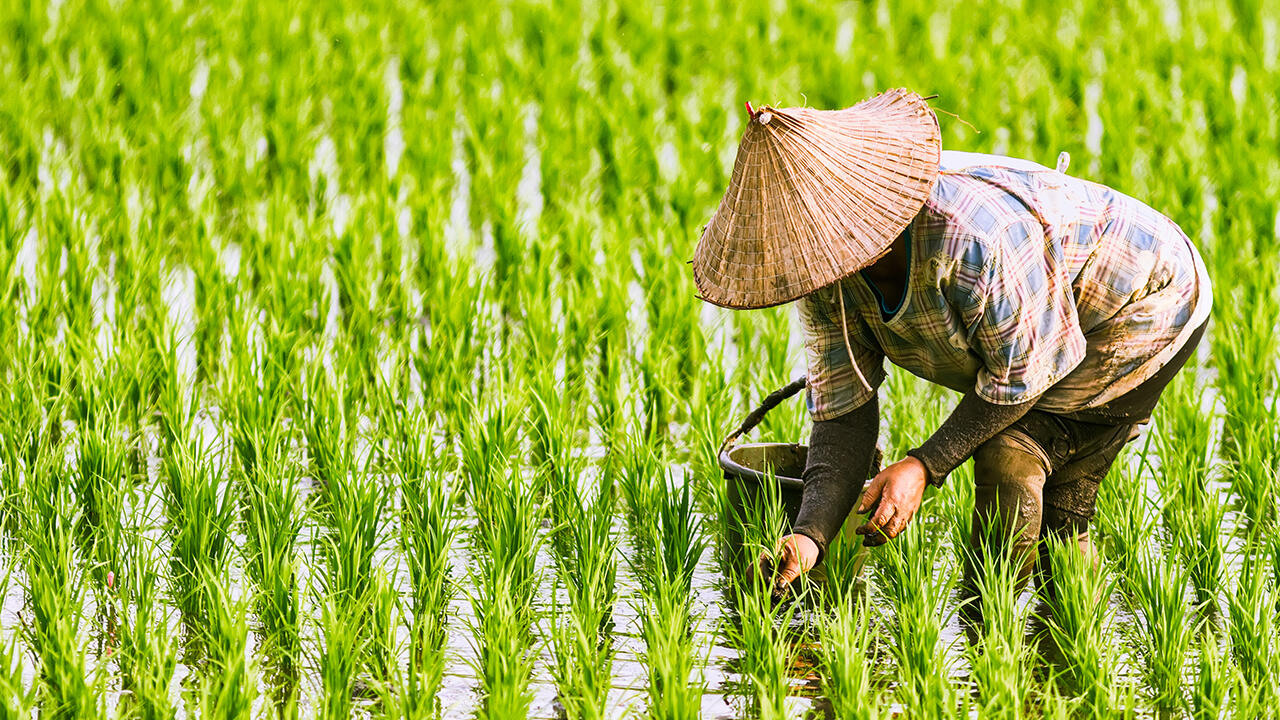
{"left": 791, "top": 152, "right": 1212, "bottom": 558}
{"left": 797, "top": 154, "right": 1213, "bottom": 423}
{"left": 793, "top": 319, "right": 1206, "bottom": 560}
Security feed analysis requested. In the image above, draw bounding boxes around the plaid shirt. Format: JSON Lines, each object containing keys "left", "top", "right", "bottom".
{"left": 800, "top": 153, "right": 1213, "bottom": 422}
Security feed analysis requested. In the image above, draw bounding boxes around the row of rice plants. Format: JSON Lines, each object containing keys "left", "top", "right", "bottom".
{"left": 621, "top": 435, "right": 706, "bottom": 719}
{"left": 535, "top": 373, "right": 620, "bottom": 720}
{"left": 1, "top": 0, "right": 1279, "bottom": 714}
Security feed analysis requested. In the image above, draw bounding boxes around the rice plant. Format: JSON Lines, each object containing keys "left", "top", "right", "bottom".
{"left": 874, "top": 522, "right": 957, "bottom": 716}
{"left": 639, "top": 577, "right": 703, "bottom": 720}
{"left": 728, "top": 587, "right": 799, "bottom": 720}
{"left": 238, "top": 441, "right": 303, "bottom": 704}
{"left": 115, "top": 542, "right": 179, "bottom": 720}
{"left": 1096, "top": 448, "right": 1158, "bottom": 585}
{"left": 631, "top": 449, "right": 707, "bottom": 719}
{"left": 964, "top": 525, "right": 1034, "bottom": 720}
{"left": 0, "top": 625, "right": 35, "bottom": 719}
{"left": 468, "top": 469, "right": 544, "bottom": 719}
{"left": 0, "top": 0, "right": 1278, "bottom": 714}
{"left": 815, "top": 589, "right": 882, "bottom": 720}
{"left": 1190, "top": 629, "right": 1234, "bottom": 720}
{"left": 1038, "top": 533, "right": 1121, "bottom": 716}
{"left": 70, "top": 376, "right": 132, "bottom": 605}
{"left": 1125, "top": 546, "right": 1200, "bottom": 710}
{"left": 19, "top": 450, "right": 103, "bottom": 718}
{"left": 726, "top": 467, "right": 799, "bottom": 720}
{"left": 1225, "top": 549, "right": 1279, "bottom": 708}
{"left": 161, "top": 427, "right": 236, "bottom": 636}
{"left": 546, "top": 485, "right": 618, "bottom": 720}
{"left": 1154, "top": 374, "right": 1226, "bottom": 608}
{"left": 388, "top": 406, "right": 456, "bottom": 716}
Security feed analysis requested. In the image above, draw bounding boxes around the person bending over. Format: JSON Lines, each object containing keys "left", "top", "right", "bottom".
{"left": 691, "top": 90, "right": 1211, "bottom": 603}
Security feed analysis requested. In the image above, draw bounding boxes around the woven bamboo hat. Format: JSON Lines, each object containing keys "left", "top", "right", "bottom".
{"left": 693, "top": 88, "right": 941, "bottom": 309}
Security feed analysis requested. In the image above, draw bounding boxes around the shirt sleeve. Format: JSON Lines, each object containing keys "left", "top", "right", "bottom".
{"left": 965, "top": 218, "right": 1087, "bottom": 404}
{"left": 796, "top": 287, "right": 887, "bottom": 421}
{"left": 793, "top": 394, "right": 880, "bottom": 560}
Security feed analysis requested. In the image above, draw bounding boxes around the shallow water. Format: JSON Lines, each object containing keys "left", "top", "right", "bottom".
{"left": 32, "top": 261, "right": 1255, "bottom": 719}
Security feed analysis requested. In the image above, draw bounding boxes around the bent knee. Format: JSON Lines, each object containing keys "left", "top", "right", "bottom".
{"left": 973, "top": 428, "right": 1052, "bottom": 490}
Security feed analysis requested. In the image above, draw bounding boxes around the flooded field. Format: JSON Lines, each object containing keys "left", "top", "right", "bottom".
{"left": 1, "top": 0, "right": 1278, "bottom": 717}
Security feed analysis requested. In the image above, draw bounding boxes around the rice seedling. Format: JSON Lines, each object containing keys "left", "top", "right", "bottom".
{"left": 1190, "top": 629, "right": 1234, "bottom": 720}
{"left": 638, "top": 576, "right": 703, "bottom": 720}
{"left": 964, "top": 524, "right": 1034, "bottom": 720}
{"left": 0, "top": 626, "right": 36, "bottom": 720}
{"left": 195, "top": 571, "right": 257, "bottom": 720}
{"left": 115, "top": 543, "right": 180, "bottom": 720}
{"left": 545, "top": 494, "right": 619, "bottom": 720}
{"left": 458, "top": 384, "right": 522, "bottom": 504}
{"left": 1095, "top": 448, "right": 1158, "bottom": 584}
{"left": 1225, "top": 549, "right": 1279, "bottom": 708}
{"left": 625, "top": 443, "right": 708, "bottom": 719}
{"left": 874, "top": 522, "right": 957, "bottom": 717}
{"left": 316, "top": 455, "right": 388, "bottom": 619}
{"left": 313, "top": 458, "right": 392, "bottom": 710}
{"left": 541, "top": 408, "right": 618, "bottom": 720}
{"left": 238, "top": 444, "right": 303, "bottom": 703}
{"left": 314, "top": 577, "right": 369, "bottom": 720}
{"left": 651, "top": 476, "right": 710, "bottom": 599}
{"left": 1037, "top": 533, "right": 1121, "bottom": 716}
{"left": 815, "top": 589, "right": 881, "bottom": 720}
{"left": 70, "top": 370, "right": 133, "bottom": 595}
{"left": 367, "top": 566, "right": 403, "bottom": 695}
{"left": 1211, "top": 253, "right": 1280, "bottom": 529}
{"left": 821, "top": 527, "right": 873, "bottom": 603}
{"left": 1267, "top": 528, "right": 1280, "bottom": 614}
{"left": 728, "top": 587, "right": 798, "bottom": 720}
{"left": 387, "top": 406, "right": 456, "bottom": 716}
{"left": 1153, "top": 374, "right": 1226, "bottom": 608}
{"left": 938, "top": 463, "right": 976, "bottom": 571}
{"left": 160, "top": 425, "right": 236, "bottom": 635}
{"left": 1182, "top": 493, "right": 1227, "bottom": 614}
{"left": 2, "top": 0, "right": 1279, "bottom": 715}
{"left": 1125, "top": 546, "right": 1200, "bottom": 710}
{"left": 1212, "top": 259, "right": 1279, "bottom": 465}
{"left": 726, "top": 468, "right": 799, "bottom": 720}
{"left": 1222, "top": 427, "right": 1278, "bottom": 531}
{"left": 0, "top": 343, "right": 60, "bottom": 538}
{"left": 468, "top": 469, "right": 544, "bottom": 719}
{"left": 218, "top": 309, "right": 307, "bottom": 711}
{"left": 18, "top": 451, "right": 103, "bottom": 719}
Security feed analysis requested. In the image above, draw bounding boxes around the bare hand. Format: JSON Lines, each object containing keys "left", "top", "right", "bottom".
{"left": 759, "top": 533, "right": 819, "bottom": 593}
{"left": 856, "top": 457, "right": 928, "bottom": 546}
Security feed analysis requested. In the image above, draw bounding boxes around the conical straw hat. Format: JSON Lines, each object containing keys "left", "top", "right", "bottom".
{"left": 693, "top": 88, "right": 941, "bottom": 309}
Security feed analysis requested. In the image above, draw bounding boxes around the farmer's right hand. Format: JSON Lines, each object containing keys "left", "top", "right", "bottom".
{"left": 760, "top": 534, "right": 819, "bottom": 592}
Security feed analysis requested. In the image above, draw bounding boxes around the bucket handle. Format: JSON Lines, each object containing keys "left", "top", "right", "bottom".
{"left": 720, "top": 375, "right": 808, "bottom": 454}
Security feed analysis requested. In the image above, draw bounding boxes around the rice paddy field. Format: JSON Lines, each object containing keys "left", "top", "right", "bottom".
{"left": 0, "top": 0, "right": 1278, "bottom": 717}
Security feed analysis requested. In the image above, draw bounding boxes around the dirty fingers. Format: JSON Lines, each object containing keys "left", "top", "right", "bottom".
{"left": 855, "top": 457, "right": 929, "bottom": 546}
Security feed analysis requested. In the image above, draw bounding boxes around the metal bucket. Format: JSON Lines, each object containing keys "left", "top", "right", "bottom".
{"left": 717, "top": 377, "right": 878, "bottom": 575}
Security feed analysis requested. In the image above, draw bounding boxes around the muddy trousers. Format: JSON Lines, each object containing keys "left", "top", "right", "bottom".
{"left": 965, "top": 322, "right": 1207, "bottom": 599}
{"left": 968, "top": 413, "right": 1136, "bottom": 594}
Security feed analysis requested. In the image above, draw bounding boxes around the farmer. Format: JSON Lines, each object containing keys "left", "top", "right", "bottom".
{"left": 692, "top": 90, "right": 1212, "bottom": 599}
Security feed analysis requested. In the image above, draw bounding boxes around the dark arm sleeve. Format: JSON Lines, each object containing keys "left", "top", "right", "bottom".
{"left": 906, "top": 390, "right": 1037, "bottom": 485}
{"left": 792, "top": 394, "right": 880, "bottom": 559}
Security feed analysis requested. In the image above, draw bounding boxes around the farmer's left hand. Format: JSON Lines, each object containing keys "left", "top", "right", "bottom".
{"left": 855, "top": 456, "right": 928, "bottom": 546}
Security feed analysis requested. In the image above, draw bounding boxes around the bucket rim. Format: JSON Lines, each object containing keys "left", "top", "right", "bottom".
{"left": 718, "top": 441, "right": 807, "bottom": 490}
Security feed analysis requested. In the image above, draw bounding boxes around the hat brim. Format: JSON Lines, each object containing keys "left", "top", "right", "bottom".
{"left": 692, "top": 89, "right": 941, "bottom": 310}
